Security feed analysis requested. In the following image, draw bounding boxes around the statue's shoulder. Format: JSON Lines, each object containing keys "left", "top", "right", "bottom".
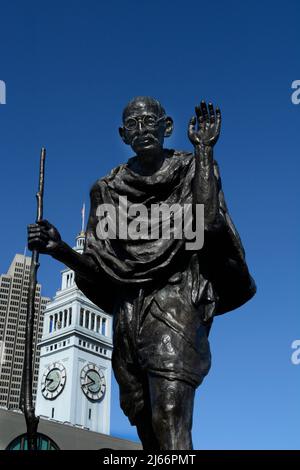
{"left": 172, "top": 149, "right": 193, "bottom": 161}
{"left": 89, "top": 163, "right": 127, "bottom": 195}
{"left": 165, "top": 149, "right": 194, "bottom": 170}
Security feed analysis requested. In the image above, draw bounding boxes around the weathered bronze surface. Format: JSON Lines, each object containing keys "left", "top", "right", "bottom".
{"left": 28, "top": 97, "right": 256, "bottom": 450}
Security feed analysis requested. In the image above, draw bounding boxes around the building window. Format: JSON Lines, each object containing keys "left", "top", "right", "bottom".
{"left": 80, "top": 308, "right": 84, "bottom": 326}
{"left": 91, "top": 313, "right": 95, "bottom": 331}
{"left": 6, "top": 433, "right": 60, "bottom": 450}
{"left": 63, "top": 310, "right": 68, "bottom": 328}
{"left": 101, "top": 318, "right": 106, "bottom": 336}
{"left": 88, "top": 409, "right": 92, "bottom": 420}
{"left": 69, "top": 308, "right": 72, "bottom": 326}
{"left": 85, "top": 311, "right": 89, "bottom": 329}
{"left": 51, "top": 408, "right": 55, "bottom": 418}
{"left": 58, "top": 311, "right": 63, "bottom": 329}
{"left": 96, "top": 316, "right": 101, "bottom": 333}
{"left": 54, "top": 313, "right": 58, "bottom": 331}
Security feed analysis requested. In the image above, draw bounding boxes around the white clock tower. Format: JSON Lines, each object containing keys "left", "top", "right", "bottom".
{"left": 36, "top": 217, "right": 113, "bottom": 435}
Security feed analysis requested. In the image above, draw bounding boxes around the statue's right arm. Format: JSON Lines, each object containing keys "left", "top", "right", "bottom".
{"left": 27, "top": 219, "right": 100, "bottom": 280}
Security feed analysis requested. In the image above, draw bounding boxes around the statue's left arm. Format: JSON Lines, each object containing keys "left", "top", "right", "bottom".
{"left": 188, "top": 101, "right": 222, "bottom": 230}
{"left": 188, "top": 101, "right": 256, "bottom": 313}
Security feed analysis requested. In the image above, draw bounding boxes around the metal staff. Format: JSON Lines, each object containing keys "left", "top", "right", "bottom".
{"left": 23, "top": 147, "right": 46, "bottom": 450}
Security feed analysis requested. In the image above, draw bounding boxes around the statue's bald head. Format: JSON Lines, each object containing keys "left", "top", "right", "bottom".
{"left": 119, "top": 96, "right": 173, "bottom": 159}
{"left": 122, "top": 96, "right": 166, "bottom": 122}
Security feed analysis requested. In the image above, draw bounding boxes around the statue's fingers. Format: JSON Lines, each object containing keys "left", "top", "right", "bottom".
{"left": 28, "top": 225, "right": 48, "bottom": 236}
{"left": 188, "top": 116, "right": 196, "bottom": 138}
{"left": 27, "top": 224, "right": 40, "bottom": 233}
{"left": 201, "top": 101, "right": 209, "bottom": 122}
{"left": 28, "top": 231, "right": 49, "bottom": 242}
{"left": 28, "top": 228, "right": 43, "bottom": 237}
{"left": 215, "top": 106, "right": 221, "bottom": 132}
{"left": 208, "top": 102, "right": 215, "bottom": 123}
{"left": 195, "top": 105, "right": 205, "bottom": 130}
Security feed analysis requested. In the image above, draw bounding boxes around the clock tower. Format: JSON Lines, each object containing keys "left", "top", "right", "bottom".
{"left": 35, "top": 219, "right": 113, "bottom": 434}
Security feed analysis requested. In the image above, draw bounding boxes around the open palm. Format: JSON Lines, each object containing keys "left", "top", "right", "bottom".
{"left": 188, "top": 100, "right": 221, "bottom": 147}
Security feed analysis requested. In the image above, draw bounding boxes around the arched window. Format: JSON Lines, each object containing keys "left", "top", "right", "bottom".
{"left": 85, "top": 310, "right": 89, "bottom": 329}
{"left": 91, "top": 312, "right": 95, "bottom": 331}
{"left": 58, "top": 311, "right": 63, "bottom": 328}
{"left": 49, "top": 315, "right": 53, "bottom": 333}
{"left": 101, "top": 318, "right": 106, "bottom": 336}
{"left": 54, "top": 313, "right": 58, "bottom": 331}
{"left": 63, "top": 309, "right": 68, "bottom": 328}
{"left": 6, "top": 433, "right": 60, "bottom": 450}
{"left": 80, "top": 308, "right": 84, "bottom": 326}
{"left": 96, "top": 315, "right": 101, "bottom": 333}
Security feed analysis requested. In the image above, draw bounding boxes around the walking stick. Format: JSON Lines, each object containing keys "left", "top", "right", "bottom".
{"left": 23, "top": 147, "right": 46, "bottom": 450}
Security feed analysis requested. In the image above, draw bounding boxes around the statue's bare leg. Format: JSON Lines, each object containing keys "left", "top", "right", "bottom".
{"left": 148, "top": 374, "right": 195, "bottom": 450}
{"left": 135, "top": 404, "right": 160, "bottom": 450}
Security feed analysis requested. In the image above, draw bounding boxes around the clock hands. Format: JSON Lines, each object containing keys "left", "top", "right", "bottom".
{"left": 42, "top": 364, "right": 66, "bottom": 399}
{"left": 85, "top": 374, "right": 96, "bottom": 388}
{"left": 81, "top": 366, "right": 105, "bottom": 399}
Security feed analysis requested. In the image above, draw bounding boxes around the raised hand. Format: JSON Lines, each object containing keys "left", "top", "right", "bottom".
{"left": 188, "top": 100, "right": 221, "bottom": 148}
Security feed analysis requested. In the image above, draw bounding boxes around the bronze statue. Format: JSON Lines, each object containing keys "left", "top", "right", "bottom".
{"left": 28, "top": 97, "right": 256, "bottom": 450}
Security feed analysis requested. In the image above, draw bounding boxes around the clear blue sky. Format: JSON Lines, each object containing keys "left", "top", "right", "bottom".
{"left": 0, "top": 0, "right": 299, "bottom": 449}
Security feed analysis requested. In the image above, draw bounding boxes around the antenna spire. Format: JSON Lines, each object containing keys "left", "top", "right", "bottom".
{"left": 81, "top": 203, "right": 85, "bottom": 233}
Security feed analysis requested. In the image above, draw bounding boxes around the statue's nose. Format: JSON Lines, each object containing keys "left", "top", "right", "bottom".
{"left": 137, "top": 120, "right": 144, "bottom": 132}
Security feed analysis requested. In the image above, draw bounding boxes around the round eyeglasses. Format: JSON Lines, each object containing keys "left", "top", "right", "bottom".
{"left": 123, "top": 114, "right": 166, "bottom": 131}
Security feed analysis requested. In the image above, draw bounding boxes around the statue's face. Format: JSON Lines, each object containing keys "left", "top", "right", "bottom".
{"left": 119, "top": 98, "right": 173, "bottom": 157}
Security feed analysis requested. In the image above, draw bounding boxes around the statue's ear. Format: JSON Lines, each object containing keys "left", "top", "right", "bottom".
{"left": 119, "top": 127, "right": 130, "bottom": 145}
{"left": 164, "top": 116, "right": 173, "bottom": 138}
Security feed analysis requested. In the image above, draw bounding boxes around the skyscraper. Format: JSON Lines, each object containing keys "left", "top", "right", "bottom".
{"left": 0, "top": 253, "right": 50, "bottom": 409}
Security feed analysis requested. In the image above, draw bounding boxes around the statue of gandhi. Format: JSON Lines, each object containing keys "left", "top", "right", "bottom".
{"left": 28, "top": 96, "right": 256, "bottom": 450}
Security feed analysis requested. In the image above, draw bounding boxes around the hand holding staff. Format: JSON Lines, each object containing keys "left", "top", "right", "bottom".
{"left": 23, "top": 147, "right": 46, "bottom": 450}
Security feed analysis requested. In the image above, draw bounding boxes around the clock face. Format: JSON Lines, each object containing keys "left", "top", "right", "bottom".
{"left": 80, "top": 364, "right": 106, "bottom": 401}
{"left": 41, "top": 362, "right": 66, "bottom": 400}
